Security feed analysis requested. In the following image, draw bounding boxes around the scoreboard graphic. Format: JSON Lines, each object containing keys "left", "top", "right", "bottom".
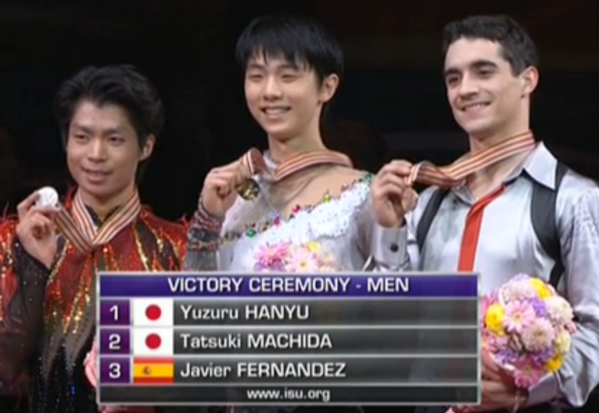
{"left": 96, "top": 273, "right": 480, "bottom": 406}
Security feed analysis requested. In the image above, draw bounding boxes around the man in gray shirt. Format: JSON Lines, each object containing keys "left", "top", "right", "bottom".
{"left": 371, "top": 14, "right": 599, "bottom": 413}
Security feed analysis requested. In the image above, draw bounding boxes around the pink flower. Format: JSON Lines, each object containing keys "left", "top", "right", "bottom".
{"left": 503, "top": 300, "right": 536, "bottom": 333}
{"left": 284, "top": 248, "right": 320, "bottom": 272}
{"left": 483, "top": 332, "right": 508, "bottom": 352}
{"left": 565, "top": 321, "right": 577, "bottom": 334}
{"left": 84, "top": 336, "right": 98, "bottom": 388}
{"left": 513, "top": 356, "right": 544, "bottom": 388}
{"left": 254, "top": 243, "right": 289, "bottom": 270}
{"left": 521, "top": 318, "right": 555, "bottom": 352}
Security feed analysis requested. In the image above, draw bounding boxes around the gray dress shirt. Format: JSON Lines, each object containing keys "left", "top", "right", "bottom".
{"left": 396, "top": 143, "right": 599, "bottom": 408}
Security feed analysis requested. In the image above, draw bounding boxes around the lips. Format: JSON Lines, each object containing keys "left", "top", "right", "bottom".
{"left": 83, "top": 168, "right": 109, "bottom": 176}
{"left": 461, "top": 102, "right": 490, "bottom": 112}
{"left": 82, "top": 168, "right": 110, "bottom": 183}
{"left": 261, "top": 106, "right": 290, "bottom": 116}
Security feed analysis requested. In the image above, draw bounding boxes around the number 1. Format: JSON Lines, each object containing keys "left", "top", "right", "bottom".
{"left": 110, "top": 305, "right": 119, "bottom": 321}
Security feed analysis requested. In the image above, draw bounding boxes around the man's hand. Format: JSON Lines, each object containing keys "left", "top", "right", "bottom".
{"left": 470, "top": 380, "right": 523, "bottom": 412}
{"left": 200, "top": 160, "right": 247, "bottom": 217}
{"left": 16, "top": 191, "right": 59, "bottom": 269}
{"left": 371, "top": 160, "right": 418, "bottom": 227}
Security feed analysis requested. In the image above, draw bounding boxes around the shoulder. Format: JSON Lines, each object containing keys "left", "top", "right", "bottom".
{"left": 557, "top": 167, "right": 598, "bottom": 203}
{"left": 138, "top": 209, "right": 188, "bottom": 244}
{"left": 556, "top": 167, "right": 598, "bottom": 212}
{"left": 0, "top": 216, "right": 18, "bottom": 246}
{"left": 553, "top": 167, "right": 599, "bottom": 228}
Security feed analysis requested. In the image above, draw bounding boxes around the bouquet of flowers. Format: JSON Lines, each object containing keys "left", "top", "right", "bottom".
{"left": 254, "top": 241, "right": 338, "bottom": 272}
{"left": 481, "top": 274, "right": 576, "bottom": 388}
{"left": 447, "top": 274, "right": 576, "bottom": 413}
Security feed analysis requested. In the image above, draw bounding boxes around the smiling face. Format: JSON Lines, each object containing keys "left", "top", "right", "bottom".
{"left": 243, "top": 52, "right": 338, "bottom": 142}
{"left": 444, "top": 37, "right": 537, "bottom": 141}
{"left": 66, "top": 100, "right": 154, "bottom": 206}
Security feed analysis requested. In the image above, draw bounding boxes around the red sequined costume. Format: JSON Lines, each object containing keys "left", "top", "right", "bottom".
{"left": 0, "top": 190, "right": 187, "bottom": 413}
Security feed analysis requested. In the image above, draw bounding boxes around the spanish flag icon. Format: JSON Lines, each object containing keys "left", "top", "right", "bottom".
{"left": 133, "top": 358, "right": 174, "bottom": 384}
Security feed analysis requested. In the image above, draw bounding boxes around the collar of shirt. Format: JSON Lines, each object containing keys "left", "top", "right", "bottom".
{"left": 451, "top": 142, "right": 558, "bottom": 204}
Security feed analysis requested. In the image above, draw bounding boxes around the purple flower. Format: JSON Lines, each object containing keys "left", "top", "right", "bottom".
{"left": 529, "top": 297, "right": 549, "bottom": 318}
{"left": 532, "top": 348, "right": 554, "bottom": 366}
{"left": 496, "top": 348, "right": 518, "bottom": 365}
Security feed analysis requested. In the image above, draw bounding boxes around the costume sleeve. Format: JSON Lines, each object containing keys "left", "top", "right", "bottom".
{"left": 0, "top": 222, "right": 49, "bottom": 386}
{"left": 183, "top": 205, "right": 225, "bottom": 272}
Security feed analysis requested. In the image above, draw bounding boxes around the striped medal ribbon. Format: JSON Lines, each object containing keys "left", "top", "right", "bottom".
{"left": 407, "top": 131, "right": 536, "bottom": 187}
{"left": 54, "top": 190, "right": 142, "bottom": 253}
{"left": 237, "top": 148, "right": 353, "bottom": 200}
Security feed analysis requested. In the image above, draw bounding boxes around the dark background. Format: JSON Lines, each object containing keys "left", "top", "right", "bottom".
{"left": 1, "top": 0, "right": 597, "bottom": 220}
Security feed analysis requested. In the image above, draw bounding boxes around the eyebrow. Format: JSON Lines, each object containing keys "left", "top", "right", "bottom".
{"left": 70, "top": 124, "right": 127, "bottom": 135}
{"left": 444, "top": 59, "right": 499, "bottom": 78}
{"left": 246, "top": 61, "right": 301, "bottom": 71}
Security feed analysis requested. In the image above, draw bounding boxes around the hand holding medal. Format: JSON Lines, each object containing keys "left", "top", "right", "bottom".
{"left": 15, "top": 186, "right": 61, "bottom": 269}
{"left": 200, "top": 152, "right": 261, "bottom": 217}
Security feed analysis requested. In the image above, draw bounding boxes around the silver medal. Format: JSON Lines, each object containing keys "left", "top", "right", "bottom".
{"left": 36, "top": 186, "right": 59, "bottom": 208}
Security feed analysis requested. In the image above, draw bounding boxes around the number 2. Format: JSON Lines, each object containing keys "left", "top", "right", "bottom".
{"left": 108, "top": 334, "right": 121, "bottom": 350}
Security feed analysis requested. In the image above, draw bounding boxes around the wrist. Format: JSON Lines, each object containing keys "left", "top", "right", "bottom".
{"left": 510, "top": 388, "right": 528, "bottom": 413}
{"left": 199, "top": 196, "right": 226, "bottom": 221}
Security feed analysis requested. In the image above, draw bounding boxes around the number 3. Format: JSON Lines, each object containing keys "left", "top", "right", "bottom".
{"left": 108, "top": 363, "right": 121, "bottom": 379}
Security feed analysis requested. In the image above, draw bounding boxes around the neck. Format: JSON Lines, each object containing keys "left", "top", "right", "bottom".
{"left": 267, "top": 131, "right": 326, "bottom": 162}
{"left": 78, "top": 182, "right": 136, "bottom": 220}
{"left": 468, "top": 110, "right": 530, "bottom": 152}
{"left": 467, "top": 127, "right": 534, "bottom": 195}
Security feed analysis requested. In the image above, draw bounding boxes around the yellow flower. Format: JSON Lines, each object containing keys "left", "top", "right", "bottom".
{"left": 530, "top": 278, "right": 552, "bottom": 298}
{"left": 545, "top": 354, "right": 564, "bottom": 373}
{"left": 555, "top": 330, "right": 571, "bottom": 354}
{"left": 485, "top": 304, "right": 506, "bottom": 335}
{"left": 305, "top": 242, "right": 320, "bottom": 252}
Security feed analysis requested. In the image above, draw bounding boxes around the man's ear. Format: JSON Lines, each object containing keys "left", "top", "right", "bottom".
{"left": 319, "top": 73, "right": 340, "bottom": 104}
{"left": 520, "top": 66, "right": 539, "bottom": 97}
{"left": 140, "top": 134, "right": 155, "bottom": 161}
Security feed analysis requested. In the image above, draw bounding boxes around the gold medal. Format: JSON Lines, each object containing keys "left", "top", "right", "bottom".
{"left": 237, "top": 179, "right": 261, "bottom": 200}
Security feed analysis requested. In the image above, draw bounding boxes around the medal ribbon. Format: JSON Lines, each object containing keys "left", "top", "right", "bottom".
{"left": 407, "top": 131, "right": 536, "bottom": 187}
{"left": 237, "top": 148, "right": 353, "bottom": 198}
{"left": 54, "top": 190, "right": 142, "bottom": 253}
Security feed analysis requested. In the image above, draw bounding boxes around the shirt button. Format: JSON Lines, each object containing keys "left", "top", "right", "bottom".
{"left": 389, "top": 243, "right": 399, "bottom": 252}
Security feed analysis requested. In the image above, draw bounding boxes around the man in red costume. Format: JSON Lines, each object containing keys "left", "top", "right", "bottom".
{"left": 0, "top": 65, "right": 187, "bottom": 413}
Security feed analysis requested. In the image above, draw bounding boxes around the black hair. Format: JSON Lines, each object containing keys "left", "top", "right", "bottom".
{"left": 442, "top": 15, "right": 539, "bottom": 75}
{"left": 235, "top": 14, "right": 344, "bottom": 83}
{"left": 54, "top": 64, "right": 164, "bottom": 180}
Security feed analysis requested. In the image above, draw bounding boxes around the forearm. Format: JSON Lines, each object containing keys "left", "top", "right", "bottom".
{"left": 182, "top": 207, "right": 223, "bottom": 271}
{"left": 0, "top": 241, "right": 48, "bottom": 384}
{"left": 526, "top": 323, "right": 599, "bottom": 407}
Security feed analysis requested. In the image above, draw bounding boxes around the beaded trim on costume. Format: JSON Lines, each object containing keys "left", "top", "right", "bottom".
{"left": 221, "top": 172, "right": 373, "bottom": 243}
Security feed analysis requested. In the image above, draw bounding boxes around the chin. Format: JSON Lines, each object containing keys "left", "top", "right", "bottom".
{"left": 263, "top": 126, "right": 296, "bottom": 141}
{"left": 459, "top": 119, "right": 496, "bottom": 138}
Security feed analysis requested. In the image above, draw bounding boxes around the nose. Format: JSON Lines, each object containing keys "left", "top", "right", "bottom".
{"left": 263, "top": 76, "right": 283, "bottom": 100}
{"left": 457, "top": 74, "right": 480, "bottom": 98}
{"left": 87, "top": 137, "right": 107, "bottom": 162}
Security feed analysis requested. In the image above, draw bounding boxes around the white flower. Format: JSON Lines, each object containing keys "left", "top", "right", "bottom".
{"left": 545, "top": 296, "right": 574, "bottom": 325}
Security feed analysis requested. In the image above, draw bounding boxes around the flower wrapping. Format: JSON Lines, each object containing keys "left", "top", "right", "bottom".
{"left": 253, "top": 241, "right": 338, "bottom": 272}
{"left": 482, "top": 274, "right": 576, "bottom": 388}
